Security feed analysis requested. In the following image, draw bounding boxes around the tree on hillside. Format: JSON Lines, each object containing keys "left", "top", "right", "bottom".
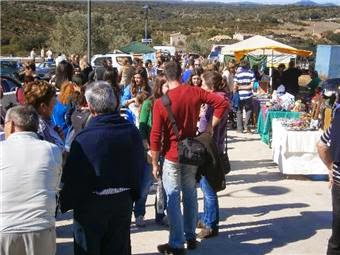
{"left": 186, "top": 36, "right": 213, "bottom": 56}
{"left": 49, "top": 11, "right": 115, "bottom": 56}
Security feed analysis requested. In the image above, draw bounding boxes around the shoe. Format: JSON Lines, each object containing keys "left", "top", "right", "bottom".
{"left": 196, "top": 219, "right": 205, "bottom": 229}
{"left": 245, "top": 127, "right": 252, "bottom": 134}
{"left": 156, "top": 215, "right": 169, "bottom": 226}
{"left": 135, "top": 215, "right": 146, "bottom": 227}
{"left": 186, "top": 239, "right": 198, "bottom": 250}
{"left": 197, "top": 228, "right": 219, "bottom": 239}
{"left": 157, "top": 243, "right": 186, "bottom": 255}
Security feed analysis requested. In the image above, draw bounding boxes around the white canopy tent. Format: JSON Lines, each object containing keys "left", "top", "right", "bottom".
{"left": 221, "top": 35, "right": 296, "bottom": 66}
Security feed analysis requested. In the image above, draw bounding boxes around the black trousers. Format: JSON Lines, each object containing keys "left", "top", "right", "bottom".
{"left": 328, "top": 184, "right": 340, "bottom": 255}
{"left": 73, "top": 191, "right": 133, "bottom": 255}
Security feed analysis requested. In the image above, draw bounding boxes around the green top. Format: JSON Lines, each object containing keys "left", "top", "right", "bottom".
{"left": 139, "top": 98, "right": 153, "bottom": 142}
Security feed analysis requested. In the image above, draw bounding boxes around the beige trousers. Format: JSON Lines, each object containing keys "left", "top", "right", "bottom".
{"left": 0, "top": 227, "right": 56, "bottom": 255}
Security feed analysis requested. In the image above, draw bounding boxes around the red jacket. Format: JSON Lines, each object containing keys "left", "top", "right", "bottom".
{"left": 150, "top": 85, "right": 229, "bottom": 162}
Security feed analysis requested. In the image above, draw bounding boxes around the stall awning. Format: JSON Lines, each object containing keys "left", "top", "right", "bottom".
{"left": 221, "top": 35, "right": 313, "bottom": 61}
{"left": 234, "top": 46, "right": 313, "bottom": 62}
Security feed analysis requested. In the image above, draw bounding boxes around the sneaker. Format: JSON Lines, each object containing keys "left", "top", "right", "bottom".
{"left": 135, "top": 216, "right": 146, "bottom": 227}
{"left": 196, "top": 220, "right": 205, "bottom": 229}
{"left": 157, "top": 243, "right": 186, "bottom": 255}
{"left": 186, "top": 239, "right": 198, "bottom": 250}
{"left": 197, "top": 228, "right": 219, "bottom": 239}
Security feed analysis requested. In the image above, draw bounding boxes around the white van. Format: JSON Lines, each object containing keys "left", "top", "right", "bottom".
{"left": 153, "top": 46, "right": 176, "bottom": 56}
{"left": 91, "top": 54, "right": 133, "bottom": 70}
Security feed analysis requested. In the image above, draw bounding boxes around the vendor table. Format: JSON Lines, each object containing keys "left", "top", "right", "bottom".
{"left": 272, "top": 119, "right": 328, "bottom": 175}
{"left": 257, "top": 107, "right": 301, "bottom": 145}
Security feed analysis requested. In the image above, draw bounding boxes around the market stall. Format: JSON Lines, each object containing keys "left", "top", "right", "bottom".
{"left": 272, "top": 119, "right": 328, "bottom": 175}
{"left": 257, "top": 108, "right": 301, "bottom": 145}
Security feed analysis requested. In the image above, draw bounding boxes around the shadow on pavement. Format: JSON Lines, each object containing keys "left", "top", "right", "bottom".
{"left": 226, "top": 170, "right": 283, "bottom": 186}
{"left": 230, "top": 159, "right": 277, "bottom": 171}
{"left": 219, "top": 203, "right": 309, "bottom": 220}
{"left": 198, "top": 210, "right": 331, "bottom": 255}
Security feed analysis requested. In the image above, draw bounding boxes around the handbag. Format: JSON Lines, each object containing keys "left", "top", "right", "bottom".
{"left": 161, "top": 95, "right": 206, "bottom": 166}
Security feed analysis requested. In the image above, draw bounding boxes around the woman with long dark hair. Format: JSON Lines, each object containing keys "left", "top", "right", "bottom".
{"left": 55, "top": 60, "right": 74, "bottom": 90}
{"left": 188, "top": 68, "right": 203, "bottom": 87}
{"left": 136, "top": 74, "right": 168, "bottom": 227}
{"left": 121, "top": 67, "right": 151, "bottom": 126}
{"left": 197, "top": 71, "right": 230, "bottom": 239}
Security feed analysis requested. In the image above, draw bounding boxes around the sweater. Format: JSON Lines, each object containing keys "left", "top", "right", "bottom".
{"left": 198, "top": 91, "right": 229, "bottom": 153}
{"left": 139, "top": 98, "right": 153, "bottom": 142}
{"left": 150, "top": 85, "right": 229, "bottom": 162}
{"left": 59, "top": 112, "right": 144, "bottom": 213}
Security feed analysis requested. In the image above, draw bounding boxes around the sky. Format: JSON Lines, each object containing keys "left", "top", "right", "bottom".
{"left": 186, "top": 0, "right": 340, "bottom": 4}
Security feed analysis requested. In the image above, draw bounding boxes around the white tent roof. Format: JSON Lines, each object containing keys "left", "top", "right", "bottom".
{"left": 221, "top": 35, "right": 296, "bottom": 56}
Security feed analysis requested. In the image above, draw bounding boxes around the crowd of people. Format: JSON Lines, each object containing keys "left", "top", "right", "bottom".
{"left": 0, "top": 50, "right": 339, "bottom": 255}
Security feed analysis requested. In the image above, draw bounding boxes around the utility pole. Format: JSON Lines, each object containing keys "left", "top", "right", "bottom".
{"left": 87, "top": 0, "right": 91, "bottom": 61}
{"left": 143, "top": 4, "right": 151, "bottom": 44}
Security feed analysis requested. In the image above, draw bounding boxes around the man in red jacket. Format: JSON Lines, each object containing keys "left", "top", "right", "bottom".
{"left": 150, "top": 61, "right": 229, "bottom": 255}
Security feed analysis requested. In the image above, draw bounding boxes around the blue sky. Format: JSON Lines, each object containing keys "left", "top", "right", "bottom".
{"left": 186, "top": 0, "right": 340, "bottom": 4}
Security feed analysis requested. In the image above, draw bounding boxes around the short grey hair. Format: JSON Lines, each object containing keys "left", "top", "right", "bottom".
{"left": 5, "top": 105, "right": 39, "bottom": 132}
{"left": 85, "top": 81, "right": 117, "bottom": 114}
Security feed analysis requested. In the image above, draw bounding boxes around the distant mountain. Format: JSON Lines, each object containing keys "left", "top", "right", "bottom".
{"left": 293, "top": 0, "right": 338, "bottom": 6}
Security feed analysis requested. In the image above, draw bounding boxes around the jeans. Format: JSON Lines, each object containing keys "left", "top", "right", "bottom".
{"left": 162, "top": 159, "right": 198, "bottom": 248}
{"left": 199, "top": 176, "right": 219, "bottom": 230}
{"left": 73, "top": 191, "right": 132, "bottom": 255}
{"left": 134, "top": 163, "right": 153, "bottom": 218}
{"left": 327, "top": 184, "right": 340, "bottom": 255}
{"left": 236, "top": 97, "right": 253, "bottom": 132}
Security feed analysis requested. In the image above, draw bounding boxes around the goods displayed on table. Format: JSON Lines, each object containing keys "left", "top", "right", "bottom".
{"left": 280, "top": 113, "right": 318, "bottom": 131}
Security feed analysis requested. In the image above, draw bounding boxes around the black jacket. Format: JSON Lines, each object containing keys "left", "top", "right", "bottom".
{"left": 59, "top": 112, "right": 144, "bottom": 213}
{"left": 196, "top": 133, "right": 226, "bottom": 192}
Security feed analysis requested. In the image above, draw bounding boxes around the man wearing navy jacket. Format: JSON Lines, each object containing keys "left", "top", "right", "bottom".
{"left": 318, "top": 87, "right": 340, "bottom": 255}
{"left": 60, "top": 81, "right": 144, "bottom": 255}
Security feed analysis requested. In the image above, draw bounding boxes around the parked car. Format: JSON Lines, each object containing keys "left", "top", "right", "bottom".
{"left": 36, "top": 61, "right": 56, "bottom": 81}
{"left": 0, "top": 75, "right": 21, "bottom": 93}
{"left": 0, "top": 60, "right": 22, "bottom": 80}
{"left": 91, "top": 53, "right": 133, "bottom": 70}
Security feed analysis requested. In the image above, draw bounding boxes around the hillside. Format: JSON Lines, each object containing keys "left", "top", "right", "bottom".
{"left": 1, "top": 1, "right": 340, "bottom": 56}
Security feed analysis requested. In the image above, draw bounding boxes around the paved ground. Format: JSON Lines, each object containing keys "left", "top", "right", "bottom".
{"left": 56, "top": 131, "right": 332, "bottom": 255}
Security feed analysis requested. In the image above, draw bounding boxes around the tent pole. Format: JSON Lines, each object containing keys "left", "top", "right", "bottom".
{"left": 269, "top": 49, "right": 273, "bottom": 94}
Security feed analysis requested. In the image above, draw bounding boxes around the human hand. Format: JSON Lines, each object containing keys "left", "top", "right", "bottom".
{"left": 152, "top": 163, "right": 161, "bottom": 180}
{"left": 328, "top": 170, "right": 334, "bottom": 189}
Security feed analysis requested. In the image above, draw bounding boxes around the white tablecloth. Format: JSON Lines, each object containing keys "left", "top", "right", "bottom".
{"left": 272, "top": 119, "right": 328, "bottom": 175}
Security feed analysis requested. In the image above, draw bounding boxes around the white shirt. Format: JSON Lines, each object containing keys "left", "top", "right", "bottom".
{"left": 0, "top": 132, "right": 62, "bottom": 233}
{"left": 222, "top": 69, "right": 234, "bottom": 92}
{"left": 30, "top": 50, "right": 36, "bottom": 59}
{"left": 47, "top": 50, "right": 53, "bottom": 60}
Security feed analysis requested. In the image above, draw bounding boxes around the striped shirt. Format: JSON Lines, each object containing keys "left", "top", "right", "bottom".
{"left": 320, "top": 126, "right": 340, "bottom": 185}
{"left": 234, "top": 67, "right": 255, "bottom": 100}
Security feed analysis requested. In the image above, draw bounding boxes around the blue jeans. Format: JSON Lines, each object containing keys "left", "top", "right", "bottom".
{"left": 199, "top": 176, "right": 219, "bottom": 230}
{"left": 162, "top": 159, "right": 198, "bottom": 248}
{"left": 134, "top": 163, "right": 153, "bottom": 218}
